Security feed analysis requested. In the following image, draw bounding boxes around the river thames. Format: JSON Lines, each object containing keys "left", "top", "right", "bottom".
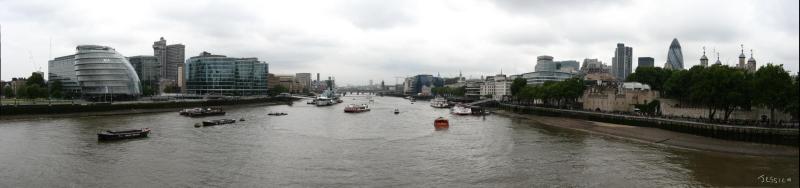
{"left": 0, "top": 96, "right": 797, "bottom": 187}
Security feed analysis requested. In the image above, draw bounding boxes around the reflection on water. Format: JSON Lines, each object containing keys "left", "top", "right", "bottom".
{"left": 0, "top": 96, "right": 797, "bottom": 187}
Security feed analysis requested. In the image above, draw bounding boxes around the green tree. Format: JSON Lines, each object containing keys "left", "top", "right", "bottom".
{"left": 2, "top": 86, "right": 14, "bottom": 98}
{"left": 49, "top": 80, "right": 64, "bottom": 99}
{"left": 663, "top": 70, "right": 689, "bottom": 100}
{"left": 785, "top": 76, "right": 799, "bottom": 120}
{"left": 510, "top": 77, "right": 527, "bottom": 96}
{"left": 25, "top": 85, "right": 47, "bottom": 99}
{"left": 269, "top": 85, "right": 289, "bottom": 96}
{"left": 627, "top": 67, "right": 672, "bottom": 94}
{"left": 753, "top": 64, "right": 793, "bottom": 123}
{"left": 26, "top": 72, "right": 46, "bottom": 87}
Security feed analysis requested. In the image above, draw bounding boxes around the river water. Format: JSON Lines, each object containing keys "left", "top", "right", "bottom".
{"left": 0, "top": 96, "right": 797, "bottom": 187}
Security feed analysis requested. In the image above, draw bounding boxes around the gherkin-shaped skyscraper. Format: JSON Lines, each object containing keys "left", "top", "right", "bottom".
{"left": 665, "top": 38, "right": 684, "bottom": 70}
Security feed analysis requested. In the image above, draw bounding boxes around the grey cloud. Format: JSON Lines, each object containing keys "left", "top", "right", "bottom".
{"left": 491, "top": 0, "right": 629, "bottom": 15}
{"left": 338, "top": 0, "right": 417, "bottom": 29}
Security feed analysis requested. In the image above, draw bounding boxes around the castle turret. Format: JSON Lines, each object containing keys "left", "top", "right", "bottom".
{"left": 738, "top": 44, "right": 746, "bottom": 68}
{"left": 746, "top": 49, "right": 757, "bottom": 72}
{"left": 700, "top": 47, "right": 709, "bottom": 67}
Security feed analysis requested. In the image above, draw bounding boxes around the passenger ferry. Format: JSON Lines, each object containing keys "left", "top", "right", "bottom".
{"left": 344, "top": 104, "right": 371, "bottom": 113}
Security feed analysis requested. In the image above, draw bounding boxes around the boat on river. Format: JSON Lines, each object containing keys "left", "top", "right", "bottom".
{"left": 180, "top": 107, "right": 226, "bottom": 117}
{"left": 394, "top": 108, "right": 400, "bottom": 114}
{"left": 97, "top": 128, "right": 150, "bottom": 141}
{"left": 344, "top": 104, "right": 371, "bottom": 113}
{"left": 202, "top": 119, "right": 236, "bottom": 126}
{"left": 450, "top": 104, "right": 472, "bottom": 115}
{"left": 434, "top": 117, "right": 449, "bottom": 130}
{"left": 430, "top": 97, "right": 449, "bottom": 108}
{"left": 268, "top": 112, "right": 288, "bottom": 116}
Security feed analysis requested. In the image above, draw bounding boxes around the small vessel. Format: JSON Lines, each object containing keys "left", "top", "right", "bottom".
{"left": 434, "top": 117, "right": 449, "bottom": 130}
{"left": 430, "top": 97, "right": 449, "bottom": 108}
{"left": 344, "top": 104, "right": 371, "bottom": 113}
{"left": 98, "top": 128, "right": 151, "bottom": 141}
{"left": 315, "top": 97, "right": 334, "bottom": 106}
{"left": 393, "top": 108, "right": 400, "bottom": 114}
{"left": 202, "top": 119, "right": 236, "bottom": 126}
{"left": 450, "top": 104, "right": 472, "bottom": 115}
{"left": 268, "top": 112, "right": 288, "bottom": 116}
{"left": 181, "top": 107, "right": 226, "bottom": 117}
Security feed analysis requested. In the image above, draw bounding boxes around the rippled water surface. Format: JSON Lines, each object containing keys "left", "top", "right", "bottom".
{"left": 1, "top": 96, "right": 797, "bottom": 187}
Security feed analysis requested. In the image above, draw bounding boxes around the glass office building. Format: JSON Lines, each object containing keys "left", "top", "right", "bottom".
{"left": 185, "top": 52, "right": 269, "bottom": 96}
{"left": 665, "top": 38, "right": 684, "bottom": 70}
{"left": 48, "top": 54, "right": 82, "bottom": 97}
{"left": 74, "top": 45, "right": 142, "bottom": 100}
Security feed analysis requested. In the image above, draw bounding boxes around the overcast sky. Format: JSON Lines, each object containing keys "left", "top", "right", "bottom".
{"left": 1, "top": 0, "right": 797, "bottom": 85}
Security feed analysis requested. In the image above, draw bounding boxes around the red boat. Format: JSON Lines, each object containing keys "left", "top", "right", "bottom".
{"left": 434, "top": 117, "right": 449, "bottom": 130}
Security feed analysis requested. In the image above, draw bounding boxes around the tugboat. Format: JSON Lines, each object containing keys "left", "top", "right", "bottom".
{"left": 430, "top": 97, "right": 449, "bottom": 108}
{"left": 98, "top": 128, "right": 151, "bottom": 141}
{"left": 202, "top": 119, "right": 237, "bottom": 126}
{"left": 434, "top": 117, "right": 449, "bottom": 130}
{"left": 344, "top": 104, "right": 371, "bottom": 113}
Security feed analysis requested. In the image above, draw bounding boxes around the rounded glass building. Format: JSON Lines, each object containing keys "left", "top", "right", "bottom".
{"left": 75, "top": 45, "right": 141, "bottom": 101}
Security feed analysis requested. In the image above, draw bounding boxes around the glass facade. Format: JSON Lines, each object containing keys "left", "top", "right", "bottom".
{"left": 666, "top": 38, "right": 684, "bottom": 70}
{"left": 47, "top": 54, "right": 81, "bottom": 96}
{"left": 185, "top": 52, "right": 268, "bottom": 96}
{"left": 74, "top": 45, "right": 142, "bottom": 100}
{"left": 522, "top": 71, "right": 577, "bottom": 85}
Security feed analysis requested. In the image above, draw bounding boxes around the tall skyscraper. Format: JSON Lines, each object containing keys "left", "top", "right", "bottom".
{"left": 665, "top": 38, "right": 684, "bottom": 70}
{"left": 637, "top": 57, "right": 654, "bottom": 68}
{"left": 152, "top": 37, "right": 185, "bottom": 83}
{"left": 612, "top": 43, "right": 633, "bottom": 81}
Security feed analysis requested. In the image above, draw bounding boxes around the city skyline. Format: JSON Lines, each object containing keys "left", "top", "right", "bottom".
{"left": 1, "top": 0, "right": 798, "bottom": 85}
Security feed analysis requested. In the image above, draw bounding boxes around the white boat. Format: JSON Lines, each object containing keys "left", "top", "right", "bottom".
{"left": 344, "top": 104, "right": 370, "bottom": 113}
{"left": 450, "top": 104, "right": 472, "bottom": 115}
{"left": 315, "top": 97, "right": 334, "bottom": 106}
{"left": 430, "top": 97, "right": 449, "bottom": 108}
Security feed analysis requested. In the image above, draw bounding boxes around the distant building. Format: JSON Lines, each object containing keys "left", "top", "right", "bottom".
{"left": 274, "top": 74, "right": 297, "bottom": 93}
{"left": 403, "top": 74, "right": 443, "bottom": 96}
{"left": 580, "top": 58, "right": 608, "bottom": 73}
{"left": 74, "top": 45, "right": 141, "bottom": 100}
{"left": 637, "top": 57, "right": 654, "bottom": 68}
{"left": 665, "top": 38, "right": 684, "bottom": 70}
{"left": 464, "top": 79, "right": 483, "bottom": 99}
{"left": 479, "top": 74, "right": 512, "bottom": 100}
{"left": 582, "top": 82, "right": 658, "bottom": 113}
{"left": 153, "top": 37, "right": 185, "bottom": 84}
{"left": 522, "top": 55, "right": 579, "bottom": 85}
{"left": 185, "top": 51, "right": 268, "bottom": 96}
{"left": 48, "top": 54, "right": 81, "bottom": 96}
{"left": 295, "top": 73, "right": 312, "bottom": 93}
{"left": 612, "top": 43, "right": 633, "bottom": 81}
{"left": 128, "top": 55, "right": 160, "bottom": 94}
